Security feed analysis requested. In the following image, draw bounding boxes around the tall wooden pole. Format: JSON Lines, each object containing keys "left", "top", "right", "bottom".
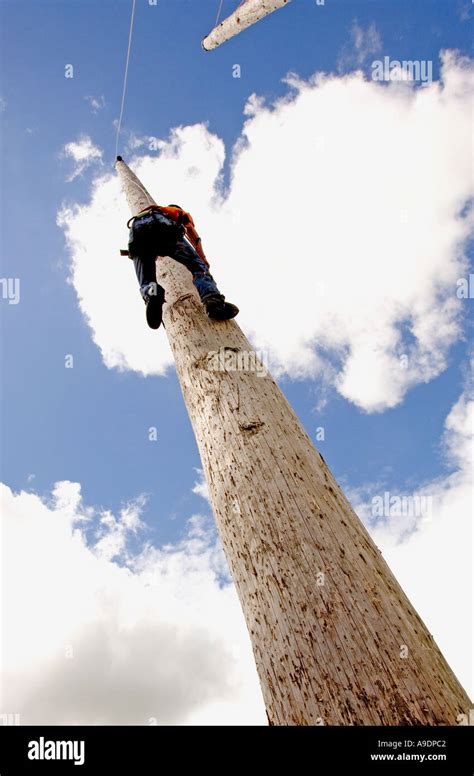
{"left": 116, "top": 157, "right": 471, "bottom": 725}
{"left": 202, "top": 0, "right": 291, "bottom": 51}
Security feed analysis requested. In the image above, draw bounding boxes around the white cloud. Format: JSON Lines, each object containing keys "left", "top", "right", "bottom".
{"left": 192, "top": 469, "right": 210, "bottom": 503}
{"left": 0, "top": 481, "right": 266, "bottom": 725}
{"left": 92, "top": 493, "right": 147, "bottom": 562}
{"left": 127, "top": 133, "right": 147, "bottom": 150}
{"left": 458, "top": 2, "right": 472, "bottom": 23}
{"left": 0, "top": 96, "right": 6, "bottom": 113}
{"left": 58, "top": 51, "right": 473, "bottom": 411}
{"left": 126, "top": 133, "right": 158, "bottom": 153}
{"left": 84, "top": 95, "right": 105, "bottom": 113}
{"left": 349, "top": 378, "right": 473, "bottom": 696}
{"left": 61, "top": 136, "right": 104, "bottom": 181}
{"left": 337, "top": 20, "right": 382, "bottom": 72}
{"left": 2, "top": 379, "right": 471, "bottom": 722}
{"left": 354, "top": 21, "right": 381, "bottom": 56}
{"left": 57, "top": 169, "right": 175, "bottom": 375}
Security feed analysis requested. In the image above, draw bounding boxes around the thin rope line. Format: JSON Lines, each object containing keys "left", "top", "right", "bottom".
{"left": 216, "top": 0, "right": 247, "bottom": 26}
{"left": 115, "top": 0, "right": 137, "bottom": 159}
{"left": 215, "top": 0, "right": 224, "bottom": 25}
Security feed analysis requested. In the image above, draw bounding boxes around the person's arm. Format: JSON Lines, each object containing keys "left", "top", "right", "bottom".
{"left": 185, "top": 222, "right": 210, "bottom": 267}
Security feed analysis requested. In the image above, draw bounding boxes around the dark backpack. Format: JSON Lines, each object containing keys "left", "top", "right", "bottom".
{"left": 127, "top": 209, "right": 184, "bottom": 260}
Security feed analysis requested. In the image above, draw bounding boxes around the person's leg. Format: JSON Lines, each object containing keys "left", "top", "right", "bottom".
{"left": 133, "top": 256, "right": 163, "bottom": 300}
{"left": 170, "top": 238, "right": 239, "bottom": 320}
{"left": 170, "top": 238, "right": 222, "bottom": 301}
{"left": 132, "top": 256, "right": 165, "bottom": 329}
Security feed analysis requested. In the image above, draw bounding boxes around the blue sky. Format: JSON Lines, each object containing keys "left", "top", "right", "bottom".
{"left": 1, "top": 0, "right": 472, "bottom": 538}
{"left": 0, "top": 0, "right": 472, "bottom": 724}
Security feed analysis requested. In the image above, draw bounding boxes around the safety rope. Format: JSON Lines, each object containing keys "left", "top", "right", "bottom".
{"left": 215, "top": 0, "right": 246, "bottom": 26}
{"left": 115, "top": 0, "right": 137, "bottom": 159}
{"left": 215, "top": 0, "right": 224, "bottom": 25}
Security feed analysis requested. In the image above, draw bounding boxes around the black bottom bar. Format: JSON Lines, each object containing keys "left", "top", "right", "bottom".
{"left": 0, "top": 725, "right": 472, "bottom": 773}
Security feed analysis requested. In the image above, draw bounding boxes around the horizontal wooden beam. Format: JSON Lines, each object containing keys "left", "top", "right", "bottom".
{"left": 202, "top": 0, "right": 291, "bottom": 51}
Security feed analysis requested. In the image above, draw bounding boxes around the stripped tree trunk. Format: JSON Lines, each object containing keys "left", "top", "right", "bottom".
{"left": 116, "top": 158, "right": 471, "bottom": 725}
{"left": 202, "top": 0, "right": 291, "bottom": 51}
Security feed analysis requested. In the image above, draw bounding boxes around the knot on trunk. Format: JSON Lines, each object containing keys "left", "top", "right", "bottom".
{"left": 193, "top": 347, "right": 240, "bottom": 372}
{"left": 238, "top": 420, "right": 265, "bottom": 436}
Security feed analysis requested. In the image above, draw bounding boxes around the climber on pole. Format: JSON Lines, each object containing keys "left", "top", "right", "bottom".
{"left": 121, "top": 177, "right": 239, "bottom": 330}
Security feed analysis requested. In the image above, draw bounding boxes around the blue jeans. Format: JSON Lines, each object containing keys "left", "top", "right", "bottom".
{"left": 133, "top": 238, "right": 222, "bottom": 301}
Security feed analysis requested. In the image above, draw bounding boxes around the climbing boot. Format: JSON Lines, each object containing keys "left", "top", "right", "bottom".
{"left": 144, "top": 283, "right": 165, "bottom": 329}
{"left": 202, "top": 293, "right": 239, "bottom": 321}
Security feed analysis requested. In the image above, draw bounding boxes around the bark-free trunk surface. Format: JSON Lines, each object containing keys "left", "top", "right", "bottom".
{"left": 202, "top": 0, "right": 291, "bottom": 51}
{"left": 116, "top": 158, "right": 471, "bottom": 725}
